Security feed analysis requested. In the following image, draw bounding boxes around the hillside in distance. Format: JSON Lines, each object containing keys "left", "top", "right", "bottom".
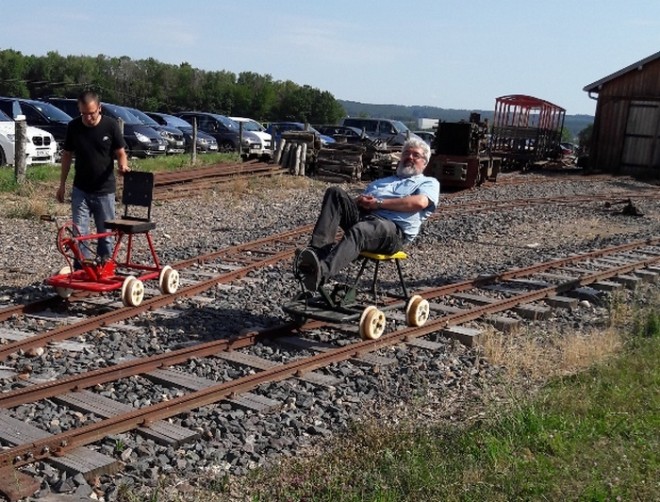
{"left": 338, "top": 100, "right": 594, "bottom": 139}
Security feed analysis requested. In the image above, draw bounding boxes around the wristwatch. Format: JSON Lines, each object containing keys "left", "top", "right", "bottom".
{"left": 376, "top": 198, "right": 383, "bottom": 209}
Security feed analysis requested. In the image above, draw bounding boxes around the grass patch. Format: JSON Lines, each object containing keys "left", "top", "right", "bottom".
{"left": 0, "top": 153, "right": 241, "bottom": 219}
{"left": 218, "top": 289, "right": 659, "bottom": 502}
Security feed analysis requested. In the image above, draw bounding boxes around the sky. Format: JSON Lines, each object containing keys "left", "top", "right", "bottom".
{"left": 2, "top": 1, "right": 659, "bottom": 117}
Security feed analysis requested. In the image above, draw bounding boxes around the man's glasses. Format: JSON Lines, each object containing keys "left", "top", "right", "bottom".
{"left": 80, "top": 109, "right": 100, "bottom": 117}
{"left": 402, "top": 150, "right": 425, "bottom": 160}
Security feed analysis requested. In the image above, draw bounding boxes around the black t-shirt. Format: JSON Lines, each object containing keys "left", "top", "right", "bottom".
{"left": 63, "top": 115, "right": 126, "bottom": 194}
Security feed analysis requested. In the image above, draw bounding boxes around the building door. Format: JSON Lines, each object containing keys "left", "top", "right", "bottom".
{"left": 621, "top": 100, "right": 660, "bottom": 176}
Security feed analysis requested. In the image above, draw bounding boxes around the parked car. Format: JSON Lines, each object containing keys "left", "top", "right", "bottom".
{"left": 413, "top": 130, "right": 435, "bottom": 146}
{"left": 144, "top": 112, "right": 219, "bottom": 153}
{"left": 229, "top": 117, "right": 273, "bottom": 159}
{"left": 0, "top": 108, "right": 56, "bottom": 166}
{"left": 264, "top": 121, "right": 335, "bottom": 147}
{"left": 0, "top": 97, "right": 72, "bottom": 157}
{"left": 124, "top": 107, "right": 186, "bottom": 155}
{"left": 314, "top": 124, "right": 374, "bottom": 144}
{"left": 560, "top": 142, "right": 577, "bottom": 156}
{"left": 340, "top": 117, "right": 422, "bottom": 146}
{"left": 174, "top": 111, "right": 264, "bottom": 155}
{"left": 44, "top": 98, "right": 167, "bottom": 158}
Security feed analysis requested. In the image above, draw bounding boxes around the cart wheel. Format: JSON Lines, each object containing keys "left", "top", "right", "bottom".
{"left": 56, "top": 222, "right": 82, "bottom": 261}
{"left": 406, "top": 295, "right": 430, "bottom": 327}
{"left": 121, "top": 276, "right": 144, "bottom": 307}
{"left": 158, "top": 265, "right": 180, "bottom": 294}
{"left": 54, "top": 266, "right": 73, "bottom": 299}
{"left": 359, "top": 305, "right": 386, "bottom": 340}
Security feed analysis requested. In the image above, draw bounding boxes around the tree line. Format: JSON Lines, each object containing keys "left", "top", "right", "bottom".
{"left": 0, "top": 49, "right": 346, "bottom": 124}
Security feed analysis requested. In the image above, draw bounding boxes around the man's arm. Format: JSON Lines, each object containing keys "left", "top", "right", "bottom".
{"left": 358, "top": 193, "right": 430, "bottom": 212}
{"left": 56, "top": 150, "right": 73, "bottom": 203}
{"left": 115, "top": 148, "right": 130, "bottom": 173}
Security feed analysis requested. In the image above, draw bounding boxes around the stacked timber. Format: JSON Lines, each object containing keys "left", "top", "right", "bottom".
{"left": 363, "top": 143, "right": 402, "bottom": 178}
{"left": 315, "top": 143, "right": 366, "bottom": 181}
{"left": 274, "top": 131, "right": 319, "bottom": 176}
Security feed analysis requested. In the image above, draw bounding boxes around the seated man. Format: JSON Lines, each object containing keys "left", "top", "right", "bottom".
{"left": 296, "top": 137, "right": 440, "bottom": 291}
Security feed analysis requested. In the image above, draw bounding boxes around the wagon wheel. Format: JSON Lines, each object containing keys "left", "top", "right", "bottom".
{"left": 56, "top": 222, "right": 82, "bottom": 261}
{"left": 54, "top": 266, "right": 73, "bottom": 299}
{"left": 359, "top": 305, "right": 386, "bottom": 340}
{"left": 406, "top": 295, "right": 430, "bottom": 327}
{"left": 121, "top": 276, "right": 144, "bottom": 307}
{"left": 158, "top": 265, "right": 180, "bottom": 294}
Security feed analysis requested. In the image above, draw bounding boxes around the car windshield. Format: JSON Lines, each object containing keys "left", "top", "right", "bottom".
{"left": 391, "top": 120, "right": 409, "bottom": 134}
{"left": 102, "top": 103, "right": 141, "bottom": 124}
{"left": 128, "top": 108, "right": 159, "bottom": 126}
{"left": 29, "top": 101, "right": 72, "bottom": 122}
{"left": 161, "top": 114, "right": 193, "bottom": 128}
{"left": 213, "top": 114, "right": 239, "bottom": 131}
{"left": 0, "top": 109, "right": 11, "bottom": 121}
{"left": 240, "top": 121, "right": 263, "bottom": 132}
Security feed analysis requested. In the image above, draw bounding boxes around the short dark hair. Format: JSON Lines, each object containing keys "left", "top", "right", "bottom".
{"left": 78, "top": 90, "right": 100, "bottom": 106}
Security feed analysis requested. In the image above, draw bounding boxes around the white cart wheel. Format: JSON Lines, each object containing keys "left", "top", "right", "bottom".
{"left": 406, "top": 295, "right": 430, "bottom": 327}
{"left": 121, "top": 276, "right": 135, "bottom": 301}
{"left": 359, "top": 306, "right": 386, "bottom": 340}
{"left": 158, "top": 266, "right": 180, "bottom": 294}
{"left": 55, "top": 266, "right": 73, "bottom": 299}
{"left": 122, "top": 276, "right": 144, "bottom": 307}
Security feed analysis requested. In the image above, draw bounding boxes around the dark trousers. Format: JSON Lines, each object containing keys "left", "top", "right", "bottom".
{"left": 310, "top": 186, "right": 404, "bottom": 280}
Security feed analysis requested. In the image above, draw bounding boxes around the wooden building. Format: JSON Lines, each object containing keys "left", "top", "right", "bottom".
{"left": 583, "top": 50, "right": 660, "bottom": 177}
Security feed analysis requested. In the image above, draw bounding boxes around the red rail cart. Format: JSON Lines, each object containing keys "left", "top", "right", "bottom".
{"left": 45, "top": 171, "right": 179, "bottom": 307}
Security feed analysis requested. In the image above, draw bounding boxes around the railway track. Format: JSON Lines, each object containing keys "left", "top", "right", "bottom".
{"left": 0, "top": 184, "right": 659, "bottom": 500}
{"left": 0, "top": 237, "right": 659, "bottom": 500}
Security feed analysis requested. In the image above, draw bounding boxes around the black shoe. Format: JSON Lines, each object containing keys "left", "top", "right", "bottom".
{"left": 296, "top": 248, "right": 322, "bottom": 292}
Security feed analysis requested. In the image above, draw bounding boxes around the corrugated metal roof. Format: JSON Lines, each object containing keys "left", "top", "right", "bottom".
{"left": 583, "top": 50, "right": 660, "bottom": 93}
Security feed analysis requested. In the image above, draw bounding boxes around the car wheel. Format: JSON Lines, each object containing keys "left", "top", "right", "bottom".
{"left": 219, "top": 141, "right": 234, "bottom": 153}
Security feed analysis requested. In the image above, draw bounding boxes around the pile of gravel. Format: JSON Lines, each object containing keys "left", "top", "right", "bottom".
{"left": 1, "top": 172, "right": 659, "bottom": 501}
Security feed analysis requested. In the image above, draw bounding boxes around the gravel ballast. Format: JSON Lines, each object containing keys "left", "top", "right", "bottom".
{"left": 0, "top": 171, "right": 659, "bottom": 501}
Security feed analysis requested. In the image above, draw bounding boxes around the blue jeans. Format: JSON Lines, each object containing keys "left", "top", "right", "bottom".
{"left": 71, "top": 186, "right": 116, "bottom": 259}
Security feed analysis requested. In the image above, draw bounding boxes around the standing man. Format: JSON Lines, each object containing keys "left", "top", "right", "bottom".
{"left": 56, "top": 90, "right": 130, "bottom": 262}
{"left": 296, "top": 137, "right": 440, "bottom": 291}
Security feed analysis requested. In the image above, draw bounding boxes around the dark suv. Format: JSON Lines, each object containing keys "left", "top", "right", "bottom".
{"left": 340, "top": 117, "right": 421, "bottom": 146}
{"left": 174, "top": 111, "right": 263, "bottom": 154}
{"left": 0, "top": 97, "right": 72, "bottom": 155}
{"left": 44, "top": 98, "right": 167, "bottom": 158}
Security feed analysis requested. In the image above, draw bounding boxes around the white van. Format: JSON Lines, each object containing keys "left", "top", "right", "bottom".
{"left": 229, "top": 117, "right": 273, "bottom": 160}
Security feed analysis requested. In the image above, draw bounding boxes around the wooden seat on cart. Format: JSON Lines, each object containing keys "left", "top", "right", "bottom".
{"left": 105, "top": 171, "right": 156, "bottom": 234}
{"left": 355, "top": 250, "right": 410, "bottom": 300}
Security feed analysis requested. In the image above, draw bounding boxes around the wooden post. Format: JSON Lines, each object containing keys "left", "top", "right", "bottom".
{"left": 238, "top": 121, "right": 244, "bottom": 157}
{"left": 300, "top": 142, "right": 307, "bottom": 176}
{"left": 274, "top": 138, "right": 286, "bottom": 165}
{"left": 191, "top": 117, "right": 198, "bottom": 165}
{"left": 292, "top": 144, "right": 301, "bottom": 176}
{"left": 14, "top": 115, "right": 27, "bottom": 184}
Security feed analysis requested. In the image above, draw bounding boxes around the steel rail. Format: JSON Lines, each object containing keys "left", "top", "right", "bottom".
{"left": 0, "top": 188, "right": 653, "bottom": 325}
{"left": 1, "top": 245, "right": 659, "bottom": 470}
{"left": 1, "top": 239, "right": 658, "bottom": 413}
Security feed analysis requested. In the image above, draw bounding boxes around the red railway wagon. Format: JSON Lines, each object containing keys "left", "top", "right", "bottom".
{"left": 490, "top": 94, "right": 566, "bottom": 170}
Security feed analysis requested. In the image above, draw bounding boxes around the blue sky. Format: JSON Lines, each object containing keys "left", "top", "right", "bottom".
{"left": 2, "top": 0, "right": 658, "bottom": 116}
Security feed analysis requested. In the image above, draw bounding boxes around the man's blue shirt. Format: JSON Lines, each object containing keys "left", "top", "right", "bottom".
{"left": 364, "top": 173, "right": 440, "bottom": 242}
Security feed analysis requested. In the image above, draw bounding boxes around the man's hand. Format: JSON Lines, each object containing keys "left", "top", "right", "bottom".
{"left": 118, "top": 164, "right": 131, "bottom": 174}
{"left": 356, "top": 194, "right": 377, "bottom": 210}
{"left": 56, "top": 185, "right": 65, "bottom": 203}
